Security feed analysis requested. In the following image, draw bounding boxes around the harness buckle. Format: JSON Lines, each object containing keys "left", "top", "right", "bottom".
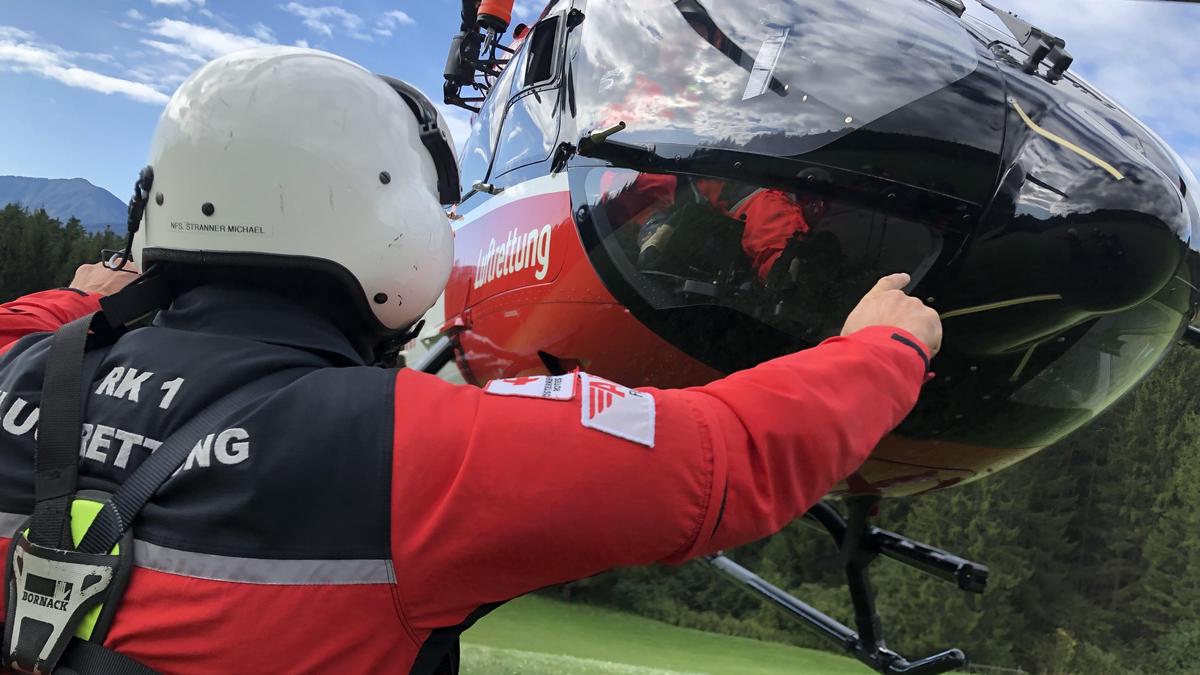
{"left": 2, "top": 493, "right": 135, "bottom": 674}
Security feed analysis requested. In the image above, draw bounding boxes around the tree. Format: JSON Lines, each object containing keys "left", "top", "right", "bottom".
{"left": 0, "top": 203, "right": 123, "bottom": 302}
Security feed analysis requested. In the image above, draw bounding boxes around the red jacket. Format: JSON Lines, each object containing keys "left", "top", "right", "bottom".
{"left": 602, "top": 173, "right": 811, "bottom": 279}
{"left": 0, "top": 288, "right": 927, "bottom": 673}
{"left": 0, "top": 289, "right": 103, "bottom": 356}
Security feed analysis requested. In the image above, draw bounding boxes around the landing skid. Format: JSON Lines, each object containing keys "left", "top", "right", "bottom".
{"left": 1183, "top": 325, "right": 1200, "bottom": 349}
{"left": 708, "top": 497, "right": 987, "bottom": 675}
{"left": 413, "top": 337, "right": 988, "bottom": 673}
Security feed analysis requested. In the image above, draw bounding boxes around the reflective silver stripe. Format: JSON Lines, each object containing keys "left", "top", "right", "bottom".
{"left": 0, "top": 513, "right": 389, "bottom": 586}
{"left": 0, "top": 509, "right": 25, "bottom": 535}
{"left": 0, "top": 511, "right": 26, "bottom": 535}
{"left": 133, "top": 541, "right": 394, "bottom": 586}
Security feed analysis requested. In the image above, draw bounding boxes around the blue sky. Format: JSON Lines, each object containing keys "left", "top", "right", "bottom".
{"left": 0, "top": 0, "right": 1197, "bottom": 200}
{"left": 0, "top": 0, "right": 541, "bottom": 197}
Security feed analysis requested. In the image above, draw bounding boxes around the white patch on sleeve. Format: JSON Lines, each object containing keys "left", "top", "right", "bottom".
{"left": 579, "top": 373, "right": 655, "bottom": 447}
{"left": 484, "top": 374, "right": 576, "bottom": 401}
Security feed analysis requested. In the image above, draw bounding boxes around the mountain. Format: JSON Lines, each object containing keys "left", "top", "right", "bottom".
{"left": 0, "top": 176, "right": 126, "bottom": 233}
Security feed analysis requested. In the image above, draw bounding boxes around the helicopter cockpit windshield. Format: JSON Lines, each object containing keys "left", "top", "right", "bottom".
{"left": 571, "top": 0, "right": 979, "bottom": 157}
{"left": 565, "top": 0, "right": 1191, "bottom": 430}
{"left": 564, "top": 0, "right": 988, "bottom": 372}
{"left": 572, "top": 160, "right": 958, "bottom": 372}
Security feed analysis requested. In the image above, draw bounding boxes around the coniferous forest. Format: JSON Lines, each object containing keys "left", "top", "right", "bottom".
{"left": 0, "top": 204, "right": 123, "bottom": 301}
{"left": 2, "top": 205, "right": 1197, "bottom": 674}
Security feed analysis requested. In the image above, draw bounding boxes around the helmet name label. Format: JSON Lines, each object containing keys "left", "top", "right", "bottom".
{"left": 473, "top": 224, "right": 552, "bottom": 289}
{"left": 168, "top": 221, "right": 272, "bottom": 236}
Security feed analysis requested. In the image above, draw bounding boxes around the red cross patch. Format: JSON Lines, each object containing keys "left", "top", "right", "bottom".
{"left": 484, "top": 374, "right": 576, "bottom": 401}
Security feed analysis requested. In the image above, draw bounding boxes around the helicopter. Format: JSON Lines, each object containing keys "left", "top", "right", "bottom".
{"left": 416, "top": 0, "right": 1200, "bottom": 672}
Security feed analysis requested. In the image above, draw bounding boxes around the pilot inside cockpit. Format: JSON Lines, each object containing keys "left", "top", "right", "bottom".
{"left": 598, "top": 171, "right": 827, "bottom": 285}
{"left": 585, "top": 166, "right": 934, "bottom": 342}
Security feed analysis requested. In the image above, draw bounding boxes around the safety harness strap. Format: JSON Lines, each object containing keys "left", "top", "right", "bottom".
{"left": 54, "top": 635, "right": 159, "bottom": 675}
{"left": 27, "top": 270, "right": 168, "bottom": 552}
{"left": 27, "top": 271, "right": 151, "bottom": 549}
{"left": 9, "top": 274, "right": 307, "bottom": 672}
{"left": 30, "top": 313, "right": 122, "bottom": 550}
{"left": 78, "top": 367, "right": 305, "bottom": 555}
{"left": 0, "top": 622, "right": 159, "bottom": 675}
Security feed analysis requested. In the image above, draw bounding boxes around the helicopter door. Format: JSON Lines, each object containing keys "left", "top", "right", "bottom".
{"left": 457, "top": 10, "right": 569, "bottom": 212}
{"left": 456, "top": 18, "right": 535, "bottom": 207}
{"left": 490, "top": 13, "right": 566, "bottom": 180}
{"left": 457, "top": 91, "right": 504, "bottom": 207}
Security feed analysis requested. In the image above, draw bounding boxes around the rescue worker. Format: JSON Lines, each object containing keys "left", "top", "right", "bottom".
{"left": 604, "top": 171, "right": 822, "bottom": 280}
{"left": 0, "top": 47, "right": 940, "bottom": 674}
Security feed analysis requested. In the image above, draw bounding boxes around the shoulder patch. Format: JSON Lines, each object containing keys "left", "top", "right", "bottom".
{"left": 579, "top": 373, "right": 655, "bottom": 447}
{"left": 484, "top": 374, "right": 576, "bottom": 401}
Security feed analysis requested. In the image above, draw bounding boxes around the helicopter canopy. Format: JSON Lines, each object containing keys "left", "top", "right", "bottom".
{"left": 572, "top": 0, "right": 979, "bottom": 157}
{"left": 562, "top": 2, "right": 1193, "bottom": 455}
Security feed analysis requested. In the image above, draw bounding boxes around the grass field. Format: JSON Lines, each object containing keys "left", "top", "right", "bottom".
{"left": 460, "top": 596, "right": 869, "bottom": 675}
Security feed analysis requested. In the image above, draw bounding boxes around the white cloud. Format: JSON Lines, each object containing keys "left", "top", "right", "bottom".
{"left": 133, "top": 19, "right": 276, "bottom": 94}
{"left": 279, "top": 3, "right": 366, "bottom": 39}
{"left": 250, "top": 22, "right": 276, "bottom": 42}
{"left": 147, "top": 18, "right": 272, "bottom": 61}
{"left": 437, "top": 104, "right": 472, "bottom": 154}
{"left": 140, "top": 38, "right": 206, "bottom": 62}
{"left": 78, "top": 51, "right": 117, "bottom": 65}
{"left": 964, "top": 0, "right": 1200, "bottom": 176}
{"left": 0, "top": 27, "right": 168, "bottom": 104}
{"left": 512, "top": 1, "right": 539, "bottom": 21}
{"left": 373, "top": 9, "right": 414, "bottom": 38}
{"left": 150, "top": 0, "right": 206, "bottom": 9}
{"left": 137, "top": 18, "right": 284, "bottom": 95}
{"left": 49, "top": 67, "right": 169, "bottom": 103}
{"left": 380, "top": 10, "right": 414, "bottom": 27}
{"left": 294, "top": 39, "right": 310, "bottom": 48}
{"left": 0, "top": 15, "right": 274, "bottom": 108}
{"left": 125, "top": 8, "right": 145, "bottom": 21}
{"left": 0, "top": 26, "right": 32, "bottom": 40}
{"left": 125, "top": 59, "right": 194, "bottom": 91}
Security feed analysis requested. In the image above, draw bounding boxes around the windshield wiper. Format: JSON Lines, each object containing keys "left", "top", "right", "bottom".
{"left": 674, "top": 0, "right": 789, "bottom": 97}
{"left": 553, "top": 121, "right": 661, "bottom": 174}
{"left": 978, "top": 0, "right": 1073, "bottom": 82}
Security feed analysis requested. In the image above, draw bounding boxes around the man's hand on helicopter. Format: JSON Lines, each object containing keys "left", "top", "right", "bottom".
{"left": 841, "top": 273, "right": 942, "bottom": 356}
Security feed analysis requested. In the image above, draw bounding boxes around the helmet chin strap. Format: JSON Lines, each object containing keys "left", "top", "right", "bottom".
{"left": 372, "top": 318, "right": 426, "bottom": 368}
{"left": 112, "top": 166, "right": 154, "bottom": 272}
{"left": 98, "top": 265, "right": 174, "bottom": 328}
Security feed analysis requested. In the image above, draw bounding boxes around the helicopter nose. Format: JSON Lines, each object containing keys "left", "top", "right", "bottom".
{"left": 1051, "top": 220, "right": 1180, "bottom": 313}
{"left": 933, "top": 89, "right": 1191, "bottom": 357}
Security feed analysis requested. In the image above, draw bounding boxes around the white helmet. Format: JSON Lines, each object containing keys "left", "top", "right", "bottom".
{"left": 131, "top": 46, "right": 460, "bottom": 331}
